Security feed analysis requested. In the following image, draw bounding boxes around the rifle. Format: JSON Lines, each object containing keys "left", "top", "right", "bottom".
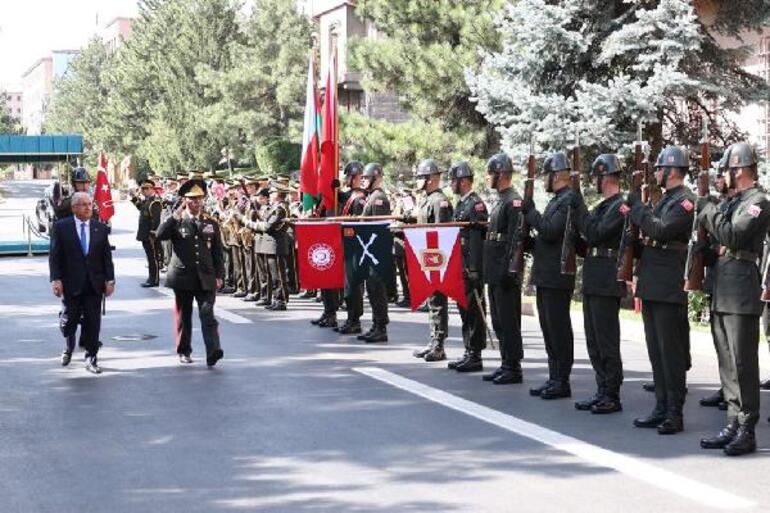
{"left": 617, "top": 123, "right": 645, "bottom": 282}
{"left": 560, "top": 135, "right": 580, "bottom": 275}
{"left": 683, "top": 116, "right": 710, "bottom": 291}
{"left": 510, "top": 138, "right": 536, "bottom": 275}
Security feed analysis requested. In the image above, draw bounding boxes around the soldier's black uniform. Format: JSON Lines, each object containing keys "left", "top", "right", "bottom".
{"left": 360, "top": 186, "right": 391, "bottom": 340}
{"left": 133, "top": 193, "right": 163, "bottom": 286}
{"left": 573, "top": 190, "right": 626, "bottom": 411}
{"left": 629, "top": 181, "right": 694, "bottom": 433}
{"left": 337, "top": 188, "right": 368, "bottom": 333}
{"left": 156, "top": 209, "right": 224, "bottom": 365}
{"left": 698, "top": 178, "right": 770, "bottom": 454}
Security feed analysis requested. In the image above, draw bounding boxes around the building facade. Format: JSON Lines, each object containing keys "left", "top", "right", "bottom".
{"left": 2, "top": 91, "right": 23, "bottom": 120}
{"left": 21, "top": 50, "right": 78, "bottom": 135}
{"left": 100, "top": 17, "right": 134, "bottom": 54}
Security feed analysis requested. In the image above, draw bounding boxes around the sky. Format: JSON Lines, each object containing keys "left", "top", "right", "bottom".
{"left": 0, "top": 0, "right": 140, "bottom": 91}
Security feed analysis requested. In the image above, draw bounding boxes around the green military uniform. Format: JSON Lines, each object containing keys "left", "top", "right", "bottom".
{"left": 523, "top": 152, "right": 576, "bottom": 399}
{"left": 132, "top": 185, "right": 163, "bottom": 287}
{"left": 240, "top": 195, "right": 259, "bottom": 301}
{"left": 392, "top": 191, "right": 415, "bottom": 307}
{"left": 628, "top": 146, "right": 695, "bottom": 434}
{"left": 243, "top": 194, "right": 290, "bottom": 310}
{"left": 254, "top": 197, "right": 272, "bottom": 305}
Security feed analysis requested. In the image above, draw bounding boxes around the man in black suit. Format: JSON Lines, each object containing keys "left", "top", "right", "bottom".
{"left": 49, "top": 192, "right": 115, "bottom": 374}
{"left": 156, "top": 179, "right": 225, "bottom": 367}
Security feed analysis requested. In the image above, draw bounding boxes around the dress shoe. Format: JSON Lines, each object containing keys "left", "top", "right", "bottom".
{"left": 243, "top": 294, "right": 259, "bottom": 302}
{"left": 493, "top": 369, "right": 523, "bottom": 384}
{"left": 529, "top": 380, "right": 552, "bottom": 397}
{"left": 633, "top": 412, "right": 666, "bottom": 428}
{"left": 642, "top": 382, "right": 656, "bottom": 392}
{"left": 540, "top": 382, "right": 571, "bottom": 399}
{"left": 178, "top": 354, "right": 193, "bottom": 364}
{"left": 232, "top": 291, "right": 247, "bottom": 298}
{"left": 85, "top": 357, "right": 102, "bottom": 374}
{"left": 413, "top": 344, "right": 433, "bottom": 359}
{"left": 318, "top": 317, "right": 338, "bottom": 329}
{"left": 220, "top": 286, "right": 235, "bottom": 294}
{"left": 591, "top": 397, "right": 623, "bottom": 414}
{"left": 657, "top": 417, "right": 684, "bottom": 435}
{"left": 699, "top": 389, "right": 724, "bottom": 407}
{"left": 269, "top": 302, "right": 287, "bottom": 311}
{"left": 456, "top": 354, "right": 483, "bottom": 373}
{"left": 140, "top": 281, "right": 159, "bottom": 288}
{"left": 206, "top": 349, "right": 224, "bottom": 367}
{"left": 363, "top": 326, "right": 388, "bottom": 343}
{"left": 310, "top": 315, "right": 326, "bottom": 326}
{"left": 701, "top": 420, "right": 738, "bottom": 449}
{"left": 338, "top": 321, "right": 362, "bottom": 335}
{"left": 448, "top": 352, "right": 469, "bottom": 370}
{"left": 357, "top": 325, "right": 376, "bottom": 341}
{"left": 396, "top": 298, "right": 411, "bottom": 308}
{"left": 723, "top": 426, "right": 756, "bottom": 456}
{"left": 424, "top": 347, "right": 446, "bottom": 362}
{"left": 760, "top": 378, "right": 770, "bottom": 390}
{"left": 61, "top": 351, "right": 72, "bottom": 367}
{"left": 256, "top": 298, "right": 271, "bottom": 306}
{"left": 575, "top": 393, "right": 603, "bottom": 411}
{"left": 482, "top": 367, "right": 504, "bottom": 382}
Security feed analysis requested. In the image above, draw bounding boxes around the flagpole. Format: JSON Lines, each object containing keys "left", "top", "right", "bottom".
{"left": 332, "top": 43, "right": 339, "bottom": 216}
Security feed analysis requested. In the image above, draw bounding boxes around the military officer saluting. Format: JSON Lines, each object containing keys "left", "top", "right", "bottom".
{"left": 156, "top": 178, "right": 225, "bottom": 367}
{"left": 697, "top": 142, "right": 770, "bottom": 456}
{"left": 628, "top": 146, "right": 695, "bottom": 435}
{"left": 522, "top": 152, "right": 577, "bottom": 400}
{"left": 572, "top": 154, "right": 626, "bottom": 413}
{"left": 448, "top": 161, "right": 488, "bottom": 373}
{"left": 132, "top": 178, "right": 163, "bottom": 287}
{"left": 412, "top": 158, "right": 454, "bottom": 362}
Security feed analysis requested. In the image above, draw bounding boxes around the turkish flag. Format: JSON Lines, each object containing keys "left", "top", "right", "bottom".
{"left": 296, "top": 222, "right": 345, "bottom": 290}
{"left": 94, "top": 152, "right": 114, "bottom": 222}
{"left": 403, "top": 226, "right": 467, "bottom": 310}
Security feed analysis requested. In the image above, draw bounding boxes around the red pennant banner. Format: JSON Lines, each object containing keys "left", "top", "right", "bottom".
{"left": 403, "top": 226, "right": 466, "bottom": 310}
{"left": 296, "top": 222, "right": 344, "bottom": 290}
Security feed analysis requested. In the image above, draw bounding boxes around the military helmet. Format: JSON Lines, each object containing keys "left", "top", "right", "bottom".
{"left": 362, "top": 162, "right": 383, "bottom": 177}
{"left": 591, "top": 154, "right": 621, "bottom": 176}
{"left": 654, "top": 145, "right": 689, "bottom": 169}
{"left": 485, "top": 153, "right": 514, "bottom": 175}
{"left": 416, "top": 158, "right": 441, "bottom": 177}
{"left": 343, "top": 160, "right": 365, "bottom": 176}
{"left": 448, "top": 161, "right": 473, "bottom": 180}
{"left": 71, "top": 166, "right": 91, "bottom": 183}
{"left": 542, "top": 152, "right": 571, "bottom": 174}
{"left": 725, "top": 142, "right": 757, "bottom": 169}
{"left": 717, "top": 150, "right": 730, "bottom": 173}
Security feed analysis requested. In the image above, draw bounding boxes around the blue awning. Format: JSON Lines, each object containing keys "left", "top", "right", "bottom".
{"left": 0, "top": 135, "right": 83, "bottom": 163}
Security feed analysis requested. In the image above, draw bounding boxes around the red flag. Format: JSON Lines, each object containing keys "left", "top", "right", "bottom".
{"left": 94, "top": 151, "right": 114, "bottom": 222}
{"left": 403, "top": 226, "right": 467, "bottom": 310}
{"left": 318, "top": 49, "right": 338, "bottom": 213}
{"left": 296, "top": 222, "right": 344, "bottom": 289}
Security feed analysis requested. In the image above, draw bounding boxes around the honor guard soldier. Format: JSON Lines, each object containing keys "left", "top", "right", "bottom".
{"left": 412, "top": 158, "right": 454, "bottom": 361}
{"left": 357, "top": 163, "right": 391, "bottom": 343}
{"left": 572, "top": 154, "right": 626, "bottom": 413}
{"left": 55, "top": 167, "right": 99, "bottom": 221}
{"left": 628, "top": 145, "right": 695, "bottom": 435}
{"left": 392, "top": 187, "right": 415, "bottom": 307}
{"left": 448, "top": 161, "right": 488, "bottom": 373}
{"left": 160, "top": 178, "right": 179, "bottom": 272}
{"left": 132, "top": 178, "right": 163, "bottom": 287}
{"left": 481, "top": 154, "right": 525, "bottom": 384}
{"left": 336, "top": 161, "right": 369, "bottom": 335}
{"left": 697, "top": 142, "right": 770, "bottom": 456}
{"left": 522, "top": 152, "right": 577, "bottom": 399}
{"left": 156, "top": 178, "right": 225, "bottom": 367}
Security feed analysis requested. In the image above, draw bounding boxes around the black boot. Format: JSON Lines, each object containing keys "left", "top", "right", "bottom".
{"left": 310, "top": 315, "right": 326, "bottom": 326}
{"left": 700, "top": 420, "right": 739, "bottom": 449}
{"left": 448, "top": 351, "right": 470, "bottom": 370}
{"left": 363, "top": 325, "right": 388, "bottom": 343}
{"left": 575, "top": 390, "right": 604, "bottom": 411}
{"left": 482, "top": 367, "right": 504, "bottom": 382}
{"left": 723, "top": 426, "right": 756, "bottom": 456}
{"left": 699, "top": 389, "right": 724, "bottom": 408}
{"left": 456, "top": 352, "right": 483, "bottom": 373}
{"left": 356, "top": 325, "right": 377, "bottom": 341}
{"left": 540, "top": 381, "right": 571, "bottom": 399}
{"left": 338, "top": 320, "right": 362, "bottom": 335}
{"left": 492, "top": 367, "right": 523, "bottom": 384}
{"left": 642, "top": 382, "right": 655, "bottom": 392}
{"left": 591, "top": 394, "right": 623, "bottom": 414}
{"left": 657, "top": 412, "right": 684, "bottom": 435}
{"left": 633, "top": 404, "right": 666, "bottom": 428}
{"left": 412, "top": 342, "right": 433, "bottom": 359}
{"left": 529, "top": 380, "right": 553, "bottom": 397}
{"left": 424, "top": 340, "right": 446, "bottom": 362}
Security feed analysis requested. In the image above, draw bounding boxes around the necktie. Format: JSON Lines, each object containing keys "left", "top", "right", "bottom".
{"left": 80, "top": 222, "right": 88, "bottom": 256}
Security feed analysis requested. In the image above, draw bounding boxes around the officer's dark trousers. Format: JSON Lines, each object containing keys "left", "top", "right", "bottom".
{"left": 365, "top": 276, "right": 389, "bottom": 326}
{"left": 712, "top": 312, "right": 760, "bottom": 428}
{"left": 641, "top": 300, "right": 689, "bottom": 416}
{"left": 173, "top": 288, "right": 220, "bottom": 357}
{"left": 583, "top": 294, "right": 623, "bottom": 397}
{"left": 222, "top": 246, "right": 233, "bottom": 288}
{"left": 460, "top": 278, "right": 486, "bottom": 354}
{"left": 142, "top": 238, "right": 161, "bottom": 284}
{"left": 345, "top": 282, "right": 364, "bottom": 322}
{"left": 395, "top": 254, "right": 410, "bottom": 301}
{"left": 231, "top": 246, "right": 245, "bottom": 293}
{"left": 321, "top": 288, "right": 340, "bottom": 318}
{"left": 489, "top": 283, "right": 522, "bottom": 367}
{"left": 762, "top": 303, "right": 770, "bottom": 354}
{"left": 242, "top": 247, "right": 257, "bottom": 295}
{"left": 162, "top": 239, "right": 172, "bottom": 267}
{"left": 429, "top": 292, "right": 448, "bottom": 342}
{"left": 286, "top": 242, "right": 299, "bottom": 295}
{"left": 268, "top": 255, "right": 288, "bottom": 303}
{"left": 59, "top": 281, "right": 102, "bottom": 358}
{"left": 256, "top": 253, "right": 271, "bottom": 301}
{"left": 536, "top": 287, "right": 574, "bottom": 383}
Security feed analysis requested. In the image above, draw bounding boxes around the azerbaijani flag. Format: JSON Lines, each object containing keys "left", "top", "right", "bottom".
{"left": 300, "top": 56, "right": 320, "bottom": 212}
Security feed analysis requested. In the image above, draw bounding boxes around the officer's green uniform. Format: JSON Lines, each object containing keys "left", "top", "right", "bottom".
{"left": 698, "top": 142, "right": 770, "bottom": 455}
{"left": 628, "top": 146, "right": 695, "bottom": 434}
{"left": 132, "top": 186, "right": 163, "bottom": 287}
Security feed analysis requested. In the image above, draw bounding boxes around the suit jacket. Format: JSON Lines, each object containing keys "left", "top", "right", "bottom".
{"left": 49, "top": 216, "right": 114, "bottom": 297}
{"left": 156, "top": 213, "right": 225, "bottom": 291}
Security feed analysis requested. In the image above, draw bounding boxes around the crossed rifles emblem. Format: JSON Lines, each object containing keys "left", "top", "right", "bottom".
{"left": 356, "top": 233, "right": 379, "bottom": 266}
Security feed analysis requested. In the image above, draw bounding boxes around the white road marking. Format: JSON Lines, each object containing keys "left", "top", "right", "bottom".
{"left": 353, "top": 366, "right": 755, "bottom": 510}
{"left": 154, "top": 287, "right": 251, "bottom": 324}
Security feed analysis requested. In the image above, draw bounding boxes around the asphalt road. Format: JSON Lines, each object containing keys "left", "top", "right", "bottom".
{"left": 1, "top": 185, "right": 769, "bottom": 513}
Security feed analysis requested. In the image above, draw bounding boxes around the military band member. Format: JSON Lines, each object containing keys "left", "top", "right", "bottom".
{"left": 481, "top": 154, "right": 524, "bottom": 384}
{"left": 697, "top": 142, "right": 770, "bottom": 456}
{"left": 572, "top": 154, "right": 626, "bottom": 413}
{"left": 132, "top": 179, "right": 163, "bottom": 288}
{"left": 253, "top": 187, "right": 272, "bottom": 306}
{"left": 240, "top": 177, "right": 260, "bottom": 302}
{"left": 156, "top": 178, "right": 225, "bottom": 367}
{"left": 522, "top": 152, "right": 577, "bottom": 399}
{"left": 628, "top": 146, "right": 695, "bottom": 435}
{"left": 357, "top": 163, "right": 391, "bottom": 343}
{"left": 412, "top": 158, "right": 454, "bottom": 362}
{"left": 447, "top": 161, "right": 488, "bottom": 373}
